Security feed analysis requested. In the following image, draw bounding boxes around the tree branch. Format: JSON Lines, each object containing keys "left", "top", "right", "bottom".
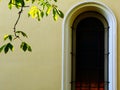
{"left": 13, "top": 6, "right": 23, "bottom": 38}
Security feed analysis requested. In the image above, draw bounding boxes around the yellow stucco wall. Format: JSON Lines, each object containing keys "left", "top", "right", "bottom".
{"left": 0, "top": 0, "right": 119, "bottom": 90}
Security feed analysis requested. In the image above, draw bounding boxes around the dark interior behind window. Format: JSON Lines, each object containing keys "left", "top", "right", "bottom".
{"left": 72, "top": 17, "right": 106, "bottom": 90}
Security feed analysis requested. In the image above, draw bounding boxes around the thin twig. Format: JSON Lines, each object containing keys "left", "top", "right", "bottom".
{"left": 13, "top": 6, "right": 23, "bottom": 38}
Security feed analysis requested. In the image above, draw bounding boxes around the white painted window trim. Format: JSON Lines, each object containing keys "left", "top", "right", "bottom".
{"left": 62, "top": 1, "right": 117, "bottom": 90}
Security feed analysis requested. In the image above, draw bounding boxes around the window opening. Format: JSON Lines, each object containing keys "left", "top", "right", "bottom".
{"left": 71, "top": 12, "right": 109, "bottom": 90}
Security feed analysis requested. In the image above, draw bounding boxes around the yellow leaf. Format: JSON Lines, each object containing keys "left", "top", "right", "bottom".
{"left": 4, "top": 34, "right": 9, "bottom": 40}
{"left": 28, "top": 6, "right": 40, "bottom": 18}
{"left": 46, "top": 6, "right": 52, "bottom": 16}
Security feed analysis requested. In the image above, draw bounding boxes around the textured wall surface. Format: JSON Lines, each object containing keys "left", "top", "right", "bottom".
{"left": 0, "top": 0, "right": 119, "bottom": 90}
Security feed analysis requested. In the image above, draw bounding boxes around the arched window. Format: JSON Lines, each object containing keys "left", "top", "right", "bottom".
{"left": 72, "top": 12, "right": 108, "bottom": 90}
{"left": 62, "top": 1, "right": 117, "bottom": 90}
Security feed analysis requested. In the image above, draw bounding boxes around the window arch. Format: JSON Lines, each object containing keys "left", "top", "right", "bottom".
{"left": 72, "top": 12, "right": 108, "bottom": 90}
{"left": 62, "top": 1, "right": 117, "bottom": 90}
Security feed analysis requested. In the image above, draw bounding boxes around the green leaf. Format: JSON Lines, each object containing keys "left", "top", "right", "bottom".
{"left": 41, "top": 11, "right": 44, "bottom": 18}
{"left": 53, "top": 8, "right": 58, "bottom": 21}
{"left": 15, "top": 0, "right": 25, "bottom": 7}
{"left": 9, "top": 35, "right": 13, "bottom": 41}
{"left": 4, "top": 35, "right": 9, "bottom": 41}
{"left": 20, "top": 0, "right": 25, "bottom": 7}
{"left": 4, "top": 44, "right": 9, "bottom": 54}
{"left": 4, "top": 43, "right": 14, "bottom": 54}
{"left": 8, "top": 43, "right": 14, "bottom": 51}
{"left": 23, "top": 43, "right": 27, "bottom": 51}
{"left": 8, "top": 2, "right": 13, "bottom": 9}
{"left": 20, "top": 42, "right": 27, "bottom": 52}
{"left": 16, "top": 31, "right": 28, "bottom": 38}
{"left": 54, "top": 0, "right": 57, "bottom": 2}
{"left": 37, "top": 11, "right": 41, "bottom": 21}
{"left": 20, "top": 42, "right": 32, "bottom": 52}
{"left": 0, "top": 45, "right": 6, "bottom": 53}
{"left": 4, "top": 34, "right": 13, "bottom": 41}
{"left": 28, "top": 45, "right": 32, "bottom": 52}
{"left": 8, "top": 0, "right": 25, "bottom": 9}
{"left": 46, "top": 6, "right": 52, "bottom": 16}
{"left": 8, "top": 0, "right": 14, "bottom": 9}
{"left": 32, "top": 0, "right": 35, "bottom": 3}
{"left": 56, "top": 9, "right": 64, "bottom": 18}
